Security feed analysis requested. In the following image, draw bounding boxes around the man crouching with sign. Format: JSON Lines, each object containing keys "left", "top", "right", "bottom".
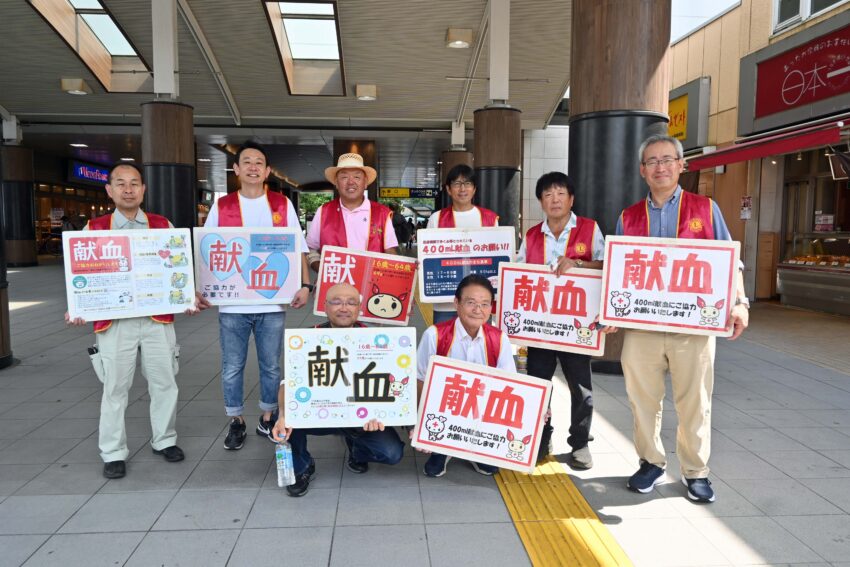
{"left": 415, "top": 275, "right": 515, "bottom": 477}
{"left": 516, "top": 172, "right": 607, "bottom": 471}
{"left": 614, "top": 134, "right": 749, "bottom": 503}
{"left": 271, "top": 283, "right": 405, "bottom": 496}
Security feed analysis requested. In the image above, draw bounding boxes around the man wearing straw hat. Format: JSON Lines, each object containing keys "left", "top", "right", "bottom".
{"left": 306, "top": 153, "right": 399, "bottom": 272}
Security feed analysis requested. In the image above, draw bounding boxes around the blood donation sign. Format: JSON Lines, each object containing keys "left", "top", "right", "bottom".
{"left": 412, "top": 356, "right": 552, "bottom": 474}
{"left": 314, "top": 246, "right": 416, "bottom": 326}
{"left": 193, "top": 227, "right": 302, "bottom": 305}
{"left": 63, "top": 228, "right": 195, "bottom": 320}
{"left": 599, "top": 236, "right": 740, "bottom": 337}
{"left": 417, "top": 227, "right": 516, "bottom": 302}
{"left": 283, "top": 327, "right": 417, "bottom": 428}
{"left": 497, "top": 263, "right": 605, "bottom": 356}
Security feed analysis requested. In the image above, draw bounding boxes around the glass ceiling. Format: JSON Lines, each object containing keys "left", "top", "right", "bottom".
{"left": 68, "top": 0, "right": 137, "bottom": 56}
{"left": 279, "top": 2, "right": 339, "bottom": 60}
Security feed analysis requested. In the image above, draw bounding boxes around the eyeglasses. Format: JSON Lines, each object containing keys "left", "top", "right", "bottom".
{"left": 326, "top": 299, "right": 360, "bottom": 307}
{"left": 642, "top": 157, "right": 680, "bottom": 169}
{"left": 449, "top": 180, "right": 474, "bottom": 189}
{"left": 460, "top": 299, "right": 493, "bottom": 311}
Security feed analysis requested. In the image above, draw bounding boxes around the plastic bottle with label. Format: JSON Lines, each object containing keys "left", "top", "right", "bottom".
{"left": 275, "top": 442, "right": 295, "bottom": 487}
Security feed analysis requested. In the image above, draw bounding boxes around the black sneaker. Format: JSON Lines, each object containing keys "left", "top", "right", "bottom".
{"left": 470, "top": 462, "right": 498, "bottom": 476}
{"left": 536, "top": 422, "right": 554, "bottom": 464}
{"left": 627, "top": 461, "right": 665, "bottom": 493}
{"left": 286, "top": 461, "right": 316, "bottom": 497}
{"left": 423, "top": 454, "right": 451, "bottom": 477}
{"left": 103, "top": 460, "right": 126, "bottom": 479}
{"left": 682, "top": 477, "right": 716, "bottom": 503}
{"left": 224, "top": 418, "right": 247, "bottom": 450}
{"left": 346, "top": 455, "right": 369, "bottom": 474}
{"left": 256, "top": 412, "right": 276, "bottom": 442}
{"left": 152, "top": 445, "right": 185, "bottom": 462}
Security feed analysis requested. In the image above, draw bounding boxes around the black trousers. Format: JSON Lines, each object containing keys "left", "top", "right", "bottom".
{"left": 526, "top": 347, "right": 593, "bottom": 450}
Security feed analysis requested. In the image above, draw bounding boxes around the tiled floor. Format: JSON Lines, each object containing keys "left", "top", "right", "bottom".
{"left": 1, "top": 259, "right": 850, "bottom": 566}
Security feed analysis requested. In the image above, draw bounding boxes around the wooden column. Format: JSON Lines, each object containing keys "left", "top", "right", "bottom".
{"left": 473, "top": 107, "right": 522, "bottom": 230}
{"left": 333, "top": 140, "right": 378, "bottom": 201}
{"left": 0, "top": 146, "right": 36, "bottom": 268}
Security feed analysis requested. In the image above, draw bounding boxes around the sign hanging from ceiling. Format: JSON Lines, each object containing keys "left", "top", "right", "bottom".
{"left": 379, "top": 187, "right": 439, "bottom": 199}
{"left": 68, "top": 161, "right": 110, "bottom": 187}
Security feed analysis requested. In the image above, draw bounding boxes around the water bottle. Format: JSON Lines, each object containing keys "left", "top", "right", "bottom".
{"left": 516, "top": 346, "right": 528, "bottom": 372}
{"left": 275, "top": 442, "right": 295, "bottom": 487}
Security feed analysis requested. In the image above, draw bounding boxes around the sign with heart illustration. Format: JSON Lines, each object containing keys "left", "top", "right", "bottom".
{"left": 193, "top": 227, "right": 302, "bottom": 305}
{"left": 63, "top": 228, "right": 195, "bottom": 320}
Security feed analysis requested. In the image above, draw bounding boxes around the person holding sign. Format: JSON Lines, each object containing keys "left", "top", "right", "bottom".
{"left": 205, "top": 142, "right": 312, "bottom": 451}
{"left": 427, "top": 164, "right": 500, "bottom": 324}
{"left": 415, "top": 275, "right": 516, "bottom": 477}
{"left": 515, "top": 172, "right": 606, "bottom": 470}
{"left": 271, "top": 283, "right": 406, "bottom": 497}
{"left": 306, "top": 153, "right": 399, "bottom": 272}
{"left": 65, "top": 163, "right": 207, "bottom": 479}
{"left": 614, "top": 134, "right": 749, "bottom": 503}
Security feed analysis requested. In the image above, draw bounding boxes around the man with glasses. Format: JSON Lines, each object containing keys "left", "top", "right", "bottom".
{"left": 414, "top": 274, "right": 516, "bottom": 477}
{"left": 613, "top": 134, "right": 749, "bottom": 503}
{"left": 516, "top": 172, "right": 607, "bottom": 470}
{"left": 427, "top": 164, "right": 500, "bottom": 323}
{"left": 271, "top": 283, "right": 405, "bottom": 497}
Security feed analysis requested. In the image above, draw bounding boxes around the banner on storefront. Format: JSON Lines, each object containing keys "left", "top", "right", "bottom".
{"left": 63, "top": 228, "right": 195, "bottom": 320}
{"left": 412, "top": 356, "right": 552, "bottom": 474}
{"left": 283, "top": 327, "right": 417, "bottom": 428}
{"left": 599, "top": 236, "right": 740, "bottom": 336}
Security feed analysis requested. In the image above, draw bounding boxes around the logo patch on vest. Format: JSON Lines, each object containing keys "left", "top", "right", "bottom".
{"left": 272, "top": 212, "right": 283, "bottom": 224}
{"left": 688, "top": 218, "right": 704, "bottom": 233}
{"left": 574, "top": 242, "right": 587, "bottom": 256}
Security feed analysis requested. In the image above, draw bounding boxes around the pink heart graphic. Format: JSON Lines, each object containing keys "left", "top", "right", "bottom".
{"left": 158, "top": 250, "right": 171, "bottom": 259}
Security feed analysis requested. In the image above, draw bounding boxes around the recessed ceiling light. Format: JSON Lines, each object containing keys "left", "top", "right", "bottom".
{"left": 70, "top": 143, "right": 88, "bottom": 148}
{"left": 446, "top": 28, "right": 472, "bottom": 49}
{"left": 120, "top": 157, "right": 135, "bottom": 162}
{"left": 225, "top": 168, "right": 234, "bottom": 172}
{"left": 198, "top": 179, "right": 208, "bottom": 183}
{"left": 61, "top": 78, "right": 92, "bottom": 95}
{"left": 198, "top": 158, "right": 211, "bottom": 162}
{"left": 356, "top": 84, "right": 377, "bottom": 101}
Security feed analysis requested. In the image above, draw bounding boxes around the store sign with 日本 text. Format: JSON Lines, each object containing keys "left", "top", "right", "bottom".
{"left": 417, "top": 227, "right": 515, "bottom": 303}
{"left": 193, "top": 227, "right": 302, "bottom": 305}
{"left": 314, "top": 246, "right": 416, "bottom": 326}
{"left": 599, "top": 236, "right": 740, "bottom": 337}
{"left": 412, "top": 356, "right": 551, "bottom": 474}
{"left": 497, "top": 263, "right": 605, "bottom": 356}
{"left": 283, "top": 327, "right": 417, "bottom": 428}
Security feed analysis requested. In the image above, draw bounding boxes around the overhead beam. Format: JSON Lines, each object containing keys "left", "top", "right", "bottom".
{"left": 454, "top": 0, "right": 490, "bottom": 125}
{"left": 489, "top": 0, "right": 510, "bottom": 102}
{"left": 152, "top": 0, "right": 179, "bottom": 98}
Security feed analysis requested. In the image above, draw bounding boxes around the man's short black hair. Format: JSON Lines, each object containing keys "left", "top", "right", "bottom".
{"left": 108, "top": 162, "right": 143, "bottom": 184}
{"left": 235, "top": 141, "right": 269, "bottom": 165}
{"left": 534, "top": 171, "right": 575, "bottom": 200}
{"left": 444, "top": 164, "right": 476, "bottom": 188}
{"left": 454, "top": 274, "right": 495, "bottom": 301}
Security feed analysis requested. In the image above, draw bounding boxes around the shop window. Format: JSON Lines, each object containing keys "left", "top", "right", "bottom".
{"left": 774, "top": 0, "right": 847, "bottom": 32}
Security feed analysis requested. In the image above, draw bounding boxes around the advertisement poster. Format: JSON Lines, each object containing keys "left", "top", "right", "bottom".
{"left": 193, "top": 227, "right": 302, "bottom": 305}
{"left": 283, "top": 327, "right": 417, "bottom": 428}
{"left": 63, "top": 228, "right": 195, "bottom": 320}
{"left": 417, "top": 227, "right": 516, "bottom": 303}
{"left": 412, "top": 356, "right": 552, "bottom": 474}
{"left": 497, "top": 263, "right": 605, "bottom": 356}
{"left": 599, "top": 236, "right": 740, "bottom": 337}
{"left": 314, "top": 246, "right": 416, "bottom": 326}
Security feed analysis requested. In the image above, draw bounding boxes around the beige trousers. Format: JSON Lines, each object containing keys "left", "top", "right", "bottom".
{"left": 93, "top": 318, "right": 179, "bottom": 462}
{"left": 621, "top": 329, "right": 715, "bottom": 478}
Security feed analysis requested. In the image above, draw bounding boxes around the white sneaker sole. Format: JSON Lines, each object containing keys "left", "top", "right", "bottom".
{"left": 681, "top": 477, "right": 715, "bottom": 502}
{"left": 424, "top": 456, "right": 452, "bottom": 477}
{"left": 470, "top": 462, "right": 496, "bottom": 476}
{"left": 627, "top": 472, "right": 665, "bottom": 493}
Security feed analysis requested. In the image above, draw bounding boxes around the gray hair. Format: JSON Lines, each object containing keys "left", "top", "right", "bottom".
{"left": 638, "top": 134, "right": 684, "bottom": 163}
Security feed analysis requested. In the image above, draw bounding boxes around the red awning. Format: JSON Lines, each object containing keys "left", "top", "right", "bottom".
{"left": 686, "top": 121, "right": 844, "bottom": 171}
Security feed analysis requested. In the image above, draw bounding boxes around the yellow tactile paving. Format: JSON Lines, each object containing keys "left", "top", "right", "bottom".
{"left": 496, "top": 458, "right": 633, "bottom": 567}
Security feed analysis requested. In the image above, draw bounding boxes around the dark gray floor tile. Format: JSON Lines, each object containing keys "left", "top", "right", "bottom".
{"left": 126, "top": 529, "right": 239, "bottom": 567}
{"left": 182, "top": 458, "right": 269, "bottom": 490}
{"left": 0, "top": 534, "right": 49, "bottom": 567}
{"left": 231, "top": 527, "right": 333, "bottom": 566}
{"left": 152, "top": 489, "right": 258, "bottom": 530}
{"left": 21, "top": 532, "right": 143, "bottom": 567}
{"left": 0, "top": 495, "right": 88, "bottom": 535}
{"left": 336, "top": 485, "right": 423, "bottom": 526}
{"left": 330, "top": 524, "right": 429, "bottom": 567}
{"left": 420, "top": 484, "right": 511, "bottom": 524}
{"left": 59, "top": 490, "right": 176, "bottom": 533}
{"left": 426, "top": 523, "right": 531, "bottom": 567}
{"left": 246, "top": 488, "right": 338, "bottom": 528}
{"left": 16, "top": 463, "right": 107, "bottom": 495}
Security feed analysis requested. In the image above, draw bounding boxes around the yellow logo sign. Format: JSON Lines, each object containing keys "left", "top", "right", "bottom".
{"left": 574, "top": 243, "right": 587, "bottom": 255}
{"left": 668, "top": 94, "right": 688, "bottom": 141}
{"left": 272, "top": 212, "right": 283, "bottom": 224}
{"left": 688, "top": 218, "right": 704, "bottom": 233}
{"left": 380, "top": 187, "right": 410, "bottom": 198}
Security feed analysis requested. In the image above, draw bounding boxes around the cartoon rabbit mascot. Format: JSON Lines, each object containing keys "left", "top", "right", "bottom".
{"left": 506, "top": 429, "right": 532, "bottom": 461}
{"left": 697, "top": 297, "right": 724, "bottom": 326}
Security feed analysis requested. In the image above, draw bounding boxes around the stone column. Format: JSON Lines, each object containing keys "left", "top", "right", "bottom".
{"left": 0, "top": 145, "right": 36, "bottom": 267}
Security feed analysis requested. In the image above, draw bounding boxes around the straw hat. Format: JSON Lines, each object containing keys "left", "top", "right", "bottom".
{"left": 324, "top": 153, "right": 377, "bottom": 185}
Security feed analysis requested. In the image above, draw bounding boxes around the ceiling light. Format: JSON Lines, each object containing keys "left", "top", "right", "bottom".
{"left": 446, "top": 28, "right": 472, "bottom": 49}
{"left": 796, "top": 152, "right": 803, "bottom": 161}
{"left": 356, "top": 84, "right": 377, "bottom": 101}
{"left": 198, "top": 158, "right": 211, "bottom": 162}
{"left": 70, "top": 143, "right": 88, "bottom": 148}
{"left": 120, "top": 157, "right": 134, "bottom": 162}
{"left": 198, "top": 179, "right": 208, "bottom": 183}
{"left": 61, "top": 78, "right": 92, "bottom": 95}
{"left": 770, "top": 158, "right": 777, "bottom": 165}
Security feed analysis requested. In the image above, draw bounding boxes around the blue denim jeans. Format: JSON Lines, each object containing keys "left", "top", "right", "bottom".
{"left": 219, "top": 311, "right": 285, "bottom": 416}
{"left": 289, "top": 427, "right": 405, "bottom": 475}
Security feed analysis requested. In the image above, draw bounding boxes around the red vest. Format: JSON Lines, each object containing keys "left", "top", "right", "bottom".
{"left": 436, "top": 206, "right": 499, "bottom": 228}
{"left": 434, "top": 318, "right": 502, "bottom": 368}
{"left": 524, "top": 216, "right": 596, "bottom": 264}
{"left": 216, "top": 190, "right": 289, "bottom": 227}
{"left": 318, "top": 198, "right": 392, "bottom": 252}
{"left": 621, "top": 190, "right": 714, "bottom": 239}
{"left": 87, "top": 212, "right": 174, "bottom": 333}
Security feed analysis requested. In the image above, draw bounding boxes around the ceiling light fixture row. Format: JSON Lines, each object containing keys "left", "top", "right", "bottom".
{"left": 355, "top": 84, "right": 377, "bottom": 101}
{"left": 61, "top": 78, "right": 92, "bottom": 95}
{"left": 446, "top": 28, "right": 472, "bottom": 48}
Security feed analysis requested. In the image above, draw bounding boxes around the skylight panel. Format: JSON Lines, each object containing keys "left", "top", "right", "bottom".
{"left": 68, "top": 0, "right": 102, "bottom": 9}
{"left": 279, "top": 2, "right": 335, "bottom": 16}
{"left": 283, "top": 18, "right": 339, "bottom": 59}
{"left": 80, "top": 13, "right": 136, "bottom": 56}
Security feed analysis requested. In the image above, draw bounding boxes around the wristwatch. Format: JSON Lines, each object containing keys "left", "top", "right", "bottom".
{"left": 301, "top": 283, "right": 315, "bottom": 293}
{"left": 575, "top": 259, "right": 584, "bottom": 268}
{"left": 735, "top": 296, "right": 750, "bottom": 308}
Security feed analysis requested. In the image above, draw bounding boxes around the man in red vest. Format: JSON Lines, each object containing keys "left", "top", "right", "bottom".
{"left": 65, "top": 163, "right": 206, "bottom": 479}
{"left": 271, "top": 283, "right": 405, "bottom": 496}
{"left": 305, "top": 153, "right": 398, "bottom": 272}
{"left": 205, "top": 141, "right": 313, "bottom": 451}
{"left": 414, "top": 274, "right": 515, "bottom": 477}
{"left": 427, "top": 164, "right": 500, "bottom": 324}
{"left": 614, "top": 134, "right": 749, "bottom": 503}
{"left": 516, "top": 172, "right": 607, "bottom": 471}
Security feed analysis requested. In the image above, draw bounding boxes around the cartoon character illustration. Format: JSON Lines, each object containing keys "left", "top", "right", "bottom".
{"left": 117, "top": 291, "right": 132, "bottom": 304}
{"left": 697, "top": 296, "right": 725, "bottom": 326}
{"left": 389, "top": 375, "right": 409, "bottom": 397}
{"left": 171, "top": 272, "right": 188, "bottom": 289}
{"left": 424, "top": 413, "right": 447, "bottom": 441}
{"left": 574, "top": 319, "right": 598, "bottom": 345}
{"left": 503, "top": 311, "right": 521, "bottom": 335}
{"left": 169, "top": 289, "right": 186, "bottom": 304}
{"left": 506, "top": 429, "right": 532, "bottom": 461}
{"left": 366, "top": 283, "right": 408, "bottom": 319}
{"left": 166, "top": 235, "right": 186, "bottom": 249}
{"left": 117, "top": 257, "right": 130, "bottom": 272}
{"left": 168, "top": 252, "right": 188, "bottom": 267}
{"left": 609, "top": 291, "right": 632, "bottom": 317}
